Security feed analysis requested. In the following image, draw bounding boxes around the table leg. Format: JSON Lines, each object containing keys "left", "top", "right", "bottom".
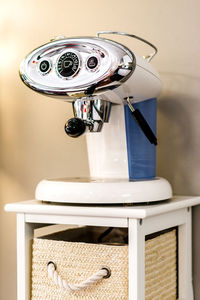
{"left": 16, "top": 214, "right": 45, "bottom": 300}
{"left": 178, "top": 208, "right": 194, "bottom": 300}
{"left": 128, "top": 218, "right": 145, "bottom": 300}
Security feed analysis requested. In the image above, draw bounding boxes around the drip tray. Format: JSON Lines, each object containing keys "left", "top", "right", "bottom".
{"left": 35, "top": 177, "right": 172, "bottom": 204}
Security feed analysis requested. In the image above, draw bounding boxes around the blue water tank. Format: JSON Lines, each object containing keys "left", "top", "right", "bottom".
{"left": 124, "top": 98, "right": 157, "bottom": 180}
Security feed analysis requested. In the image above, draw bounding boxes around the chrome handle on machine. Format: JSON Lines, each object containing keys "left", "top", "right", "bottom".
{"left": 96, "top": 31, "right": 157, "bottom": 62}
{"left": 65, "top": 98, "right": 112, "bottom": 138}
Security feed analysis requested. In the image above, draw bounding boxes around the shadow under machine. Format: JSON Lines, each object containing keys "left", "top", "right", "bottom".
{"left": 20, "top": 31, "right": 172, "bottom": 204}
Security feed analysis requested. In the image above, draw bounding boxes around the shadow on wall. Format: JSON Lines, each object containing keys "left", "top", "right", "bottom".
{"left": 157, "top": 72, "right": 200, "bottom": 196}
{"left": 157, "top": 73, "right": 200, "bottom": 300}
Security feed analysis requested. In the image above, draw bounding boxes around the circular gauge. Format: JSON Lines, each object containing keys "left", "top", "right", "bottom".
{"left": 38, "top": 59, "right": 51, "bottom": 75}
{"left": 57, "top": 51, "right": 80, "bottom": 78}
{"left": 86, "top": 55, "right": 99, "bottom": 71}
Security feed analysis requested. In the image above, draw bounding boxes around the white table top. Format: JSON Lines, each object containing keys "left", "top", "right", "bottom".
{"left": 4, "top": 196, "right": 200, "bottom": 219}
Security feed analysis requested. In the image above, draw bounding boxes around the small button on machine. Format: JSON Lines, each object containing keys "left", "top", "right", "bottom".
{"left": 87, "top": 56, "right": 99, "bottom": 70}
{"left": 39, "top": 59, "right": 51, "bottom": 75}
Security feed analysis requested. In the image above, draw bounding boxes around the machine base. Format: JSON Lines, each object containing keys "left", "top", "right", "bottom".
{"left": 35, "top": 177, "right": 172, "bottom": 204}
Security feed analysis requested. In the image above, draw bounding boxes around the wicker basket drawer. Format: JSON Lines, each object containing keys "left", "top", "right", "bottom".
{"left": 31, "top": 226, "right": 177, "bottom": 300}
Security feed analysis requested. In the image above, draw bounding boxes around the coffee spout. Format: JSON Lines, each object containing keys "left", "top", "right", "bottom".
{"left": 65, "top": 97, "right": 112, "bottom": 137}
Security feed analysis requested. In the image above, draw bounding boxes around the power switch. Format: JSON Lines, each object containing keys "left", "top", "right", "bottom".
{"left": 39, "top": 60, "right": 51, "bottom": 75}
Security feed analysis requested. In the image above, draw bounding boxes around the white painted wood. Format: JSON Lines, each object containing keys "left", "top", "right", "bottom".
{"left": 178, "top": 208, "right": 194, "bottom": 300}
{"left": 17, "top": 214, "right": 43, "bottom": 300}
{"left": 142, "top": 208, "right": 187, "bottom": 235}
{"left": 187, "top": 208, "right": 194, "bottom": 300}
{"left": 6, "top": 197, "right": 197, "bottom": 300}
{"left": 25, "top": 213, "right": 128, "bottom": 228}
{"left": 128, "top": 218, "right": 145, "bottom": 300}
{"left": 5, "top": 196, "right": 200, "bottom": 219}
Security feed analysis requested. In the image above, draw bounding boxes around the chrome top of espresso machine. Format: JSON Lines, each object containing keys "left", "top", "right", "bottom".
{"left": 20, "top": 31, "right": 172, "bottom": 204}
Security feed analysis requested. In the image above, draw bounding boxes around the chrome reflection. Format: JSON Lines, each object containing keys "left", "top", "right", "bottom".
{"left": 73, "top": 97, "right": 111, "bottom": 132}
{"left": 19, "top": 37, "right": 135, "bottom": 99}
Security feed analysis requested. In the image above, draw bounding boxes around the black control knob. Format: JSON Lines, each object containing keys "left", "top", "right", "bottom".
{"left": 64, "top": 118, "right": 86, "bottom": 138}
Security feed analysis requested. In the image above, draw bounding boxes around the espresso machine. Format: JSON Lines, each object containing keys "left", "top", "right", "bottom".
{"left": 19, "top": 31, "right": 172, "bottom": 204}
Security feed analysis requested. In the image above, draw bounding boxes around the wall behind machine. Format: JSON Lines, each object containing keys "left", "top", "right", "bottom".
{"left": 0, "top": 0, "right": 200, "bottom": 299}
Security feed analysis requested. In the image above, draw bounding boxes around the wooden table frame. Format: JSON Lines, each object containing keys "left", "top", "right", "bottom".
{"left": 6, "top": 196, "right": 200, "bottom": 300}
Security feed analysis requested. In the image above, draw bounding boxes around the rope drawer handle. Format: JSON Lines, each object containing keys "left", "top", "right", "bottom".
{"left": 47, "top": 261, "right": 111, "bottom": 292}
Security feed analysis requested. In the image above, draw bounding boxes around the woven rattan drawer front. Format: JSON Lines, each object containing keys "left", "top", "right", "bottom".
{"left": 145, "top": 230, "right": 177, "bottom": 300}
{"left": 31, "top": 228, "right": 177, "bottom": 300}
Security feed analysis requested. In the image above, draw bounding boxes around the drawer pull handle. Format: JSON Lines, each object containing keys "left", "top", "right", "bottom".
{"left": 47, "top": 261, "right": 111, "bottom": 292}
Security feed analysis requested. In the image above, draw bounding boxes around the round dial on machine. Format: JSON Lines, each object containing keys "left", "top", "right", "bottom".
{"left": 38, "top": 59, "right": 51, "bottom": 75}
{"left": 87, "top": 56, "right": 99, "bottom": 70}
{"left": 57, "top": 51, "right": 80, "bottom": 78}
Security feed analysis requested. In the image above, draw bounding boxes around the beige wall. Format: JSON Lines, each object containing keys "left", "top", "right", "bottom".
{"left": 0, "top": 0, "right": 200, "bottom": 298}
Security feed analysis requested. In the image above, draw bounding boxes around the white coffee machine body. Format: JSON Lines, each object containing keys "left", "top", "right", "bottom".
{"left": 20, "top": 31, "right": 172, "bottom": 204}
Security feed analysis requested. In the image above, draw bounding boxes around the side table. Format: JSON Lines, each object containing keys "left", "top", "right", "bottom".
{"left": 5, "top": 196, "right": 200, "bottom": 300}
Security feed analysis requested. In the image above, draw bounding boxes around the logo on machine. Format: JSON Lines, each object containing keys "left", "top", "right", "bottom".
{"left": 64, "top": 60, "right": 73, "bottom": 68}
